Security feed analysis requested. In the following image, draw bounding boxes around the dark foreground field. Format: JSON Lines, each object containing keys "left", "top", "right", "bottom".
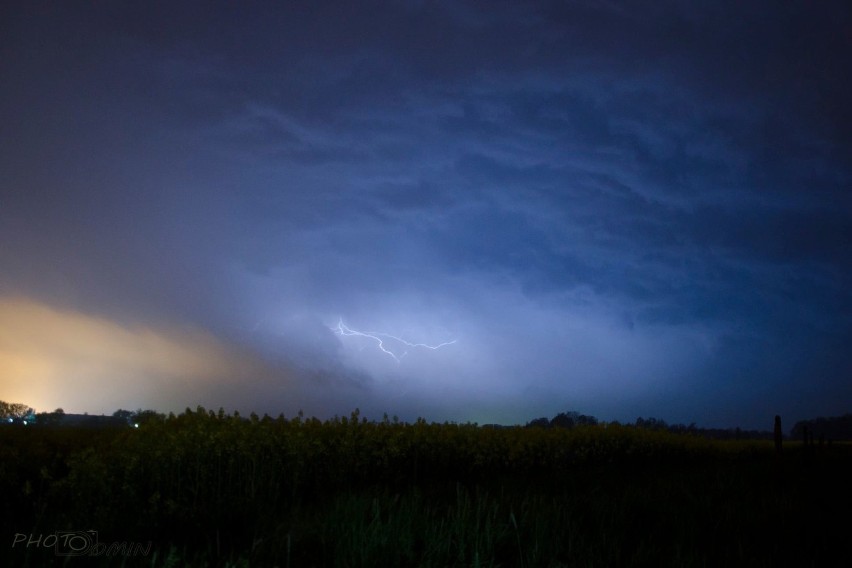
{"left": 2, "top": 409, "right": 851, "bottom": 567}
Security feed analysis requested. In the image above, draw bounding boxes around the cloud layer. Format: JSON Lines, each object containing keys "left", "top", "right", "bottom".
{"left": 1, "top": 2, "right": 850, "bottom": 427}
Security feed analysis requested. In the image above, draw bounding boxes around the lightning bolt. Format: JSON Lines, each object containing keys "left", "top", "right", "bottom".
{"left": 334, "top": 319, "right": 456, "bottom": 363}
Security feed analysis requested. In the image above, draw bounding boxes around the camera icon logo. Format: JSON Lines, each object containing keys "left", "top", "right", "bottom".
{"left": 55, "top": 530, "right": 98, "bottom": 556}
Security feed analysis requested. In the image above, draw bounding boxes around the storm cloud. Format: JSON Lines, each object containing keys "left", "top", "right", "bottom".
{"left": 1, "top": 1, "right": 850, "bottom": 428}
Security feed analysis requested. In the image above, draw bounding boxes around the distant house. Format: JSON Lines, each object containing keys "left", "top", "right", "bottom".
{"left": 0, "top": 410, "right": 135, "bottom": 428}
{"left": 5, "top": 411, "right": 36, "bottom": 426}
{"left": 10, "top": 413, "right": 128, "bottom": 428}
{"left": 55, "top": 414, "right": 128, "bottom": 428}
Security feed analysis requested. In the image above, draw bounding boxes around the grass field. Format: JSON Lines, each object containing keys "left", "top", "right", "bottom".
{"left": 2, "top": 409, "right": 851, "bottom": 566}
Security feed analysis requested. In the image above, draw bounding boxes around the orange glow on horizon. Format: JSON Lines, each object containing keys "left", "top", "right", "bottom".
{"left": 0, "top": 296, "right": 280, "bottom": 414}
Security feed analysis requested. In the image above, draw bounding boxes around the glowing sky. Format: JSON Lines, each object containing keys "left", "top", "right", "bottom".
{"left": 1, "top": 2, "right": 850, "bottom": 428}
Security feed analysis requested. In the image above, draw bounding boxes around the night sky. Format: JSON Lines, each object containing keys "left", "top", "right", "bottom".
{"left": 1, "top": 2, "right": 850, "bottom": 429}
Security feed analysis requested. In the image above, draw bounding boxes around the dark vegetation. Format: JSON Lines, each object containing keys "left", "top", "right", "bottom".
{"left": 791, "top": 413, "right": 852, "bottom": 443}
{"left": 2, "top": 403, "right": 852, "bottom": 566}
{"left": 526, "top": 411, "right": 786, "bottom": 440}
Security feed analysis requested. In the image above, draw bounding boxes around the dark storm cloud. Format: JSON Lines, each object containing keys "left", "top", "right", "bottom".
{"left": 1, "top": 1, "right": 850, "bottom": 427}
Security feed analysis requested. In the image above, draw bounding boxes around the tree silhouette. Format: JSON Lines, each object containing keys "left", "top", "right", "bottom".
{"left": 0, "top": 400, "right": 34, "bottom": 421}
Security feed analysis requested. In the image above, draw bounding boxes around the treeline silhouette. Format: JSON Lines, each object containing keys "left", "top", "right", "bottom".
{"left": 791, "top": 413, "right": 852, "bottom": 441}
{"left": 526, "top": 411, "right": 787, "bottom": 440}
{"left": 4, "top": 400, "right": 852, "bottom": 442}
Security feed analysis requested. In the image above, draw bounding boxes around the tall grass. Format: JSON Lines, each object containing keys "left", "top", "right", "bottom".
{"left": 2, "top": 408, "right": 851, "bottom": 566}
